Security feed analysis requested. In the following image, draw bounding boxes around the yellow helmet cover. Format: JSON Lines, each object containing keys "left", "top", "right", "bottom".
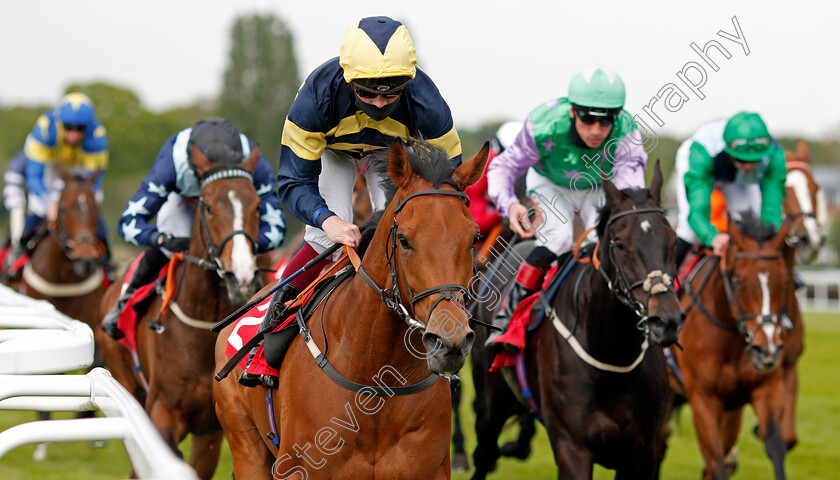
{"left": 340, "top": 16, "right": 417, "bottom": 83}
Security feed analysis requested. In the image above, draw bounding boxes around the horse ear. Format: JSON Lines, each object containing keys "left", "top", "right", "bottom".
{"left": 771, "top": 216, "right": 795, "bottom": 250}
{"left": 56, "top": 164, "right": 69, "bottom": 182}
{"left": 452, "top": 142, "right": 490, "bottom": 190}
{"left": 190, "top": 143, "right": 211, "bottom": 175}
{"left": 648, "top": 159, "right": 663, "bottom": 205}
{"left": 602, "top": 178, "right": 622, "bottom": 209}
{"left": 87, "top": 169, "right": 101, "bottom": 187}
{"left": 387, "top": 139, "right": 413, "bottom": 188}
{"left": 796, "top": 139, "right": 810, "bottom": 163}
{"left": 241, "top": 145, "right": 260, "bottom": 174}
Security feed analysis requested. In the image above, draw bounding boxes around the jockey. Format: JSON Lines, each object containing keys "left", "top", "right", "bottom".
{"left": 101, "top": 117, "right": 286, "bottom": 340}
{"left": 238, "top": 15, "right": 462, "bottom": 388}
{"left": 3, "top": 151, "right": 28, "bottom": 249}
{"left": 674, "top": 112, "right": 787, "bottom": 267}
{"left": 10, "top": 93, "right": 110, "bottom": 267}
{"left": 484, "top": 65, "right": 648, "bottom": 352}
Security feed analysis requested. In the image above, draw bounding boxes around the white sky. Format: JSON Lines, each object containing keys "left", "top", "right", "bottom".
{"left": 1, "top": 0, "right": 837, "bottom": 139}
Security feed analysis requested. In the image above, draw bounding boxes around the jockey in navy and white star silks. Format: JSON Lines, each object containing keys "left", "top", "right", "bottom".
{"left": 103, "top": 118, "right": 286, "bottom": 340}
{"left": 117, "top": 120, "right": 285, "bottom": 252}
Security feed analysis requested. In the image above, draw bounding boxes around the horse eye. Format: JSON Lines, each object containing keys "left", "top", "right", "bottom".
{"left": 398, "top": 234, "right": 411, "bottom": 250}
{"left": 204, "top": 203, "right": 214, "bottom": 215}
{"left": 473, "top": 234, "right": 481, "bottom": 247}
{"left": 614, "top": 241, "right": 627, "bottom": 252}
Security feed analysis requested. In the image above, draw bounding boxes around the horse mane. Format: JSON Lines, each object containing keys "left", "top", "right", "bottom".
{"left": 356, "top": 137, "right": 459, "bottom": 258}
{"left": 734, "top": 210, "right": 777, "bottom": 244}
{"left": 595, "top": 187, "right": 648, "bottom": 239}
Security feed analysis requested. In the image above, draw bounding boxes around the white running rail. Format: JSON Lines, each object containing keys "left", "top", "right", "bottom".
{"left": 0, "top": 284, "right": 197, "bottom": 480}
{"left": 797, "top": 269, "right": 840, "bottom": 313}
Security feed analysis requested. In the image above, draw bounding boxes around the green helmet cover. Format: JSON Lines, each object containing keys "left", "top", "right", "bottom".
{"left": 568, "top": 66, "right": 626, "bottom": 109}
{"left": 723, "top": 112, "right": 772, "bottom": 161}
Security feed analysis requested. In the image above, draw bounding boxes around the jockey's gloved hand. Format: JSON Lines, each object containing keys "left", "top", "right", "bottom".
{"left": 156, "top": 232, "right": 191, "bottom": 252}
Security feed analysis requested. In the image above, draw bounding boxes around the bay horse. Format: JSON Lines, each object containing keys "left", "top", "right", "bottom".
{"left": 673, "top": 213, "right": 794, "bottom": 480}
{"left": 778, "top": 139, "right": 827, "bottom": 451}
{"left": 214, "top": 138, "right": 489, "bottom": 480}
{"left": 8, "top": 167, "right": 110, "bottom": 458}
{"left": 471, "top": 161, "right": 684, "bottom": 479}
{"left": 98, "top": 145, "right": 263, "bottom": 479}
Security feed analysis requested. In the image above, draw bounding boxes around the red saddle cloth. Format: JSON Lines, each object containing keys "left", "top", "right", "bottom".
{"left": 116, "top": 254, "right": 170, "bottom": 353}
{"left": 488, "top": 263, "right": 560, "bottom": 372}
{"left": 224, "top": 293, "right": 307, "bottom": 378}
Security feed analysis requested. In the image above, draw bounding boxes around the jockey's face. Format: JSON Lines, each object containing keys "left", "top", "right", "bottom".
{"left": 733, "top": 158, "right": 758, "bottom": 175}
{"left": 353, "top": 86, "right": 402, "bottom": 108}
{"left": 62, "top": 124, "right": 86, "bottom": 146}
{"left": 571, "top": 108, "right": 612, "bottom": 149}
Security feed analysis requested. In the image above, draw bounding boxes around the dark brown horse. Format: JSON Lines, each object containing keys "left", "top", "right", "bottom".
{"left": 98, "top": 145, "right": 263, "bottom": 479}
{"left": 778, "top": 139, "right": 826, "bottom": 451}
{"left": 471, "top": 162, "right": 684, "bottom": 479}
{"left": 214, "top": 139, "right": 488, "bottom": 480}
{"left": 673, "top": 213, "right": 793, "bottom": 480}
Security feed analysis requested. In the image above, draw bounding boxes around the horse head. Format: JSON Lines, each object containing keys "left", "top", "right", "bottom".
{"left": 190, "top": 144, "right": 262, "bottom": 304}
{"left": 599, "top": 160, "right": 684, "bottom": 346}
{"left": 723, "top": 212, "right": 793, "bottom": 371}
{"left": 54, "top": 166, "right": 105, "bottom": 276}
{"left": 784, "top": 140, "right": 827, "bottom": 263}
{"left": 371, "top": 139, "right": 489, "bottom": 376}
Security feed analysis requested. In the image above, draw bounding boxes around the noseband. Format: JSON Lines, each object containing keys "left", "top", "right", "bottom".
{"left": 357, "top": 189, "right": 470, "bottom": 331}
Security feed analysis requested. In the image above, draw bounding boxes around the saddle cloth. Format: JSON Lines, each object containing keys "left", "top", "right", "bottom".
{"left": 116, "top": 254, "right": 176, "bottom": 353}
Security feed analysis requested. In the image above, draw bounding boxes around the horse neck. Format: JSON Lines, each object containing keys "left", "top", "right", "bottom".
{"left": 30, "top": 233, "right": 84, "bottom": 282}
{"left": 575, "top": 250, "right": 647, "bottom": 362}
{"left": 331, "top": 208, "right": 431, "bottom": 381}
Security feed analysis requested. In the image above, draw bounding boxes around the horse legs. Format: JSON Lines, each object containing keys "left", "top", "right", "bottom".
{"left": 687, "top": 392, "right": 728, "bottom": 480}
{"left": 781, "top": 304, "right": 803, "bottom": 451}
{"left": 499, "top": 413, "right": 536, "bottom": 459}
{"left": 214, "top": 374, "right": 275, "bottom": 480}
{"left": 720, "top": 408, "right": 743, "bottom": 476}
{"left": 189, "top": 431, "right": 223, "bottom": 480}
{"left": 552, "top": 436, "right": 594, "bottom": 480}
{"left": 450, "top": 385, "right": 470, "bottom": 472}
{"left": 470, "top": 384, "right": 521, "bottom": 480}
{"left": 752, "top": 383, "right": 787, "bottom": 480}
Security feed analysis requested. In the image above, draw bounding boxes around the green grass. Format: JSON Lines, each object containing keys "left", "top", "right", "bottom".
{"left": 1, "top": 313, "right": 838, "bottom": 479}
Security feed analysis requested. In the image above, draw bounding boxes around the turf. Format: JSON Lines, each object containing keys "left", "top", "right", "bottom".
{"left": 0, "top": 312, "right": 837, "bottom": 479}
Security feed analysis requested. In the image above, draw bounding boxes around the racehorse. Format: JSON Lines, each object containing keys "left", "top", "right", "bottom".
{"left": 779, "top": 139, "right": 827, "bottom": 451}
{"left": 13, "top": 167, "right": 108, "bottom": 326}
{"left": 673, "top": 213, "right": 793, "bottom": 480}
{"left": 8, "top": 167, "right": 110, "bottom": 458}
{"left": 471, "top": 162, "right": 684, "bottom": 479}
{"left": 98, "top": 145, "right": 263, "bottom": 479}
{"left": 213, "top": 138, "right": 489, "bottom": 480}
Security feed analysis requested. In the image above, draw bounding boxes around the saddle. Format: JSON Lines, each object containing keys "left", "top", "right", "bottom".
{"left": 224, "top": 267, "right": 355, "bottom": 379}
{"left": 115, "top": 254, "right": 179, "bottom": 353}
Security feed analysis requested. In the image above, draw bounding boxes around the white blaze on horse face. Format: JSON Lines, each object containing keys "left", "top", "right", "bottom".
{"left": 787, "top": 170, "right": 822, "bottom": 247}
{"left": 757, "top": 271, "right": 776, "bottom": 353}
{"left": 640, "top": 220, "right": 651, "bottom": 234}
{"left": 228, "top": 191, "right": 255, "bottom": 286}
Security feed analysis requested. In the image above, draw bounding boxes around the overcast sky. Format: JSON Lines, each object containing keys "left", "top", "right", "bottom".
{"left": 1, "top": 1, "right": 837, "bottom": 140}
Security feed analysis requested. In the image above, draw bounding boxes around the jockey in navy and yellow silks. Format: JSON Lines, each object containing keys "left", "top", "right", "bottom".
{"left": 13, "top": 93, "right": 110, "bottom": 263}
{"left": 240, "top": 16, "right": 462, "bottom": 389}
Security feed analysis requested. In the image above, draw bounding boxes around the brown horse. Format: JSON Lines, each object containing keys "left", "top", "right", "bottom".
{"left": 214, "top": 139, "right": 488, "bottom": 480}
{"left": 674, "top": 213, "right": 794, "bottom": 480}
{"left": 778, "top": 139, "right": 827, "bottom": 451}
{"left": 14, "top": 168, "right": 108, "bottom": 326}
{"left": 471, "top": 162, "right": 684, "bottom": 479}
{"left": 98, "top": 145, "right": 263, "bottom": 479}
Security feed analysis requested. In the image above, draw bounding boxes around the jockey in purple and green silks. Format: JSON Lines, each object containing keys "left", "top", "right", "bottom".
{"left": 484, "top": 65, "right": 649, "bottom": 352}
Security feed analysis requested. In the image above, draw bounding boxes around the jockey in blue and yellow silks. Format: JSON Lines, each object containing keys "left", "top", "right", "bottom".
{"left": 239, "top": 15, "right": 462, "bottom": 388}
{"left": 12, "top": 93, "right": 110, "bottom": 265}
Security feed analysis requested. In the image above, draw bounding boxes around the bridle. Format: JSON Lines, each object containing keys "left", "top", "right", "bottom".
{"left": 186, "top": 167, "right": 259, "bottom": 278}
{"left": 356, "top": 188, "right": 471, "bottom": 331}
{"left": 719, "top": 250, "right": 787, "bottom": 344}
{"left": 52, "top": 182, "right": 106, "bottom": 265}
{"left": 596, "top": 207, "right": 675, "bottom": 329}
